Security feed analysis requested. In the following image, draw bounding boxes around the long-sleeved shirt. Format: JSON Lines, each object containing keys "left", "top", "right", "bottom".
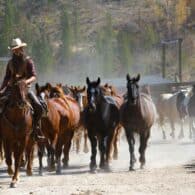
{"left": 0, "top": 56, "right": 37, "bottom": 90}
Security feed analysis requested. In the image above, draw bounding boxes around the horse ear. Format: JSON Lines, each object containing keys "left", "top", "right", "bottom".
{"left": 86, "top": 77, "right": 90, "bottom": 85}
{"left": 46, "top": 82, "right": 52, "bottom": 90}
{"left": 97, "top": 77, "right": 101, "bottom": 85}
{"left": 82, "top": 86, "right": 86, "bottom": 91}
{"left": 104, "top": 83, "right": 108, "bottom": 87}
{"left": 135, "top": 74, "right": 141, "bottom": 82}
{"left": 126, "top": 74, "right": 130, "bottom": 81}
{"left": 35, "top": 83, "right": 39, "bottom": 93}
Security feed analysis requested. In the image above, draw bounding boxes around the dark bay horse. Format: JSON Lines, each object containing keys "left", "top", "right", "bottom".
{"left": 84, "top": 77, "right": 120, "bottom": 172}
{"left": 120, "top": 74, "right": 156, "bottom": 171}
{"left": 101, "top": 83, "right": 124, "bottom": 160}
{"left": 0, "top": 79, "right": 34, "bottom": 187}
{"left": 0, "top": 133, "right": 3, "bottom": 163}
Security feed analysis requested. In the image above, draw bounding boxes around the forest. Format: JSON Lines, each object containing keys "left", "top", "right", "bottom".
{"left": 0, "top": 0, "right": 194, "bottom": 84}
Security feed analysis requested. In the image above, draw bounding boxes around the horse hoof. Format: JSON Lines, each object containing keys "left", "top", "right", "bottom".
{"left": 90, "top": 169, "right": 97, "bottom": 174}
{"left": 140, "top": 165, "right": 145, "bottom": 169}
{"left": 48, "top": 165, "right": 55, "bottom": 172}
{"left": 8, "top": 168, "right": 14, "bottom": 176}
{"left": 129, "top": 167, "right": 135, "bottom": 171}
{"left": 39, "top": 170, "right": 43, "bottom": 176}
{"left": 63, "top": 164, "right": 68, "bottom": 169}
{"left": 113, "top": 154, "right": 118, "bottom": 160}
{"left": 178, "top": 134, "right": 184, "bottom": 139}
{"left": 26, "top": 170, "right": 32, "bottom": 176}
{"left": 56, "top": 169, "right": 61, "bottom": 175}
{"left": 84, "top": 148, "right": 89, "bottom": 153}
{"left": 10, "top": 182, "right": 17, "bottom": 188}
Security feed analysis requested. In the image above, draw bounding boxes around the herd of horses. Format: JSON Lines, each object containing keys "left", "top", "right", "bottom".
{"left": 0, "top": 74, "right": 195, "bottom": 188}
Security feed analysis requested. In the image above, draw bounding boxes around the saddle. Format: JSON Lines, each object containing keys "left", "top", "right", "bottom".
{"left": 103, "top": 96, "right": 118, "bottom": 107}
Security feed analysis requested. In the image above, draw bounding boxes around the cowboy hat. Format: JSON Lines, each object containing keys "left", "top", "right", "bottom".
{"left": 8, "top": 38, "right": 27, "bottom": 50}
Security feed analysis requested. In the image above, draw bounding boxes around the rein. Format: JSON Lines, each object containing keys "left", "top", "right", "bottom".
{"left": 2, "top": 112, "right": 26, "bottom": 131}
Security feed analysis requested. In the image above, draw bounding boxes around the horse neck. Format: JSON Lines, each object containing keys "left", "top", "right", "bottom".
{"left": 127, "top": 94, "right": 141, "bottom": 109}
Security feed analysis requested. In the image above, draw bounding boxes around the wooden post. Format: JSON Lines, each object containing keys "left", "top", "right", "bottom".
{"left": 178, "top": 38, "right": 183, "bottom": 82}
{"left": 162, "top": 43, "right": 166, "bottom": 78}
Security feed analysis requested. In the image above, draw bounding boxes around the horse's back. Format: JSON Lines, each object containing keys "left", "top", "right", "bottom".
{"left": 140, "top": 93, "right": 156, "bottom": 125}
{"left": 157, "top": 93, "right": 179, "bottom": 120}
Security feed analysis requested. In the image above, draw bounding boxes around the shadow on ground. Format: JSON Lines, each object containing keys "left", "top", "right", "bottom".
{"left": 184, "top": 160, "right": 195, "bottom": 173}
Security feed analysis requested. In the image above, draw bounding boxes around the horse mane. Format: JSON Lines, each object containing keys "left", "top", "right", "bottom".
{"left": 141, "top": 85, "right": 151, "bottom": 96}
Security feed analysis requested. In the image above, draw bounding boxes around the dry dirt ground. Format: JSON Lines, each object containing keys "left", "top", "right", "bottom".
{"left": 0, "top": 124, "right": 195, "bottom": 195}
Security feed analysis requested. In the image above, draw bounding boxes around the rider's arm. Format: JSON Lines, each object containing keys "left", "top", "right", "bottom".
{"left": 0, "top": 63, "right": 11, "bottom": 90}
{"left": 26, "top": 58, "right": 37, "bottom": 85}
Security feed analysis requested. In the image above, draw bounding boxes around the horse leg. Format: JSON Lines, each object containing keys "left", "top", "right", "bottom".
{"left": 20, "top": 152, "right": 26, "bottom": 168}
{"left": 4, "top": 139, "right": 13, "bottom": 176}
{"left": 99, "top": 136, "right": 106, "bottom": 169}
{"left": 189, "top": 117, "right": 192, "bottom": 139}
{"left": 10, "top": 143, "right": 24, "bottom": 188}
{"left": 178, "top": 118, "right": 184, "bottom": 139}
{"left": 113, "top": 126, "right": 121, "bottom": 160}
{"left": 139, "top": 130, "right": 150, "bottom": 169}
{"left": 125, "top": 130, "right": 136, "bottom": 171}
{"left": 55, "top": 138, "right": 63, "bottom": 174}
{"left": 37, "top": 142, "right": 45, "bottom": 175}
{"left": 88, "top": 132, "right": 97, "bottom": 172}
{"left": 75, "top": 133, "right": 81, "bottom": 154}
{"left": 170, "top": 120, "right": 175, "bottom": 139}
{"left": 26, "top": 138, "right": 35, "bottom": 176}
{"left": 63, "top": 132, "right": 74, "bottom": 169}
{"left": 83, "top": 129, "right": 89, "bottom": 153}
{"left": 49, "top": 134, "right": 58, "bottom": 171}
{"left": 0, "top": 139, "right": 4, "bottom": 163}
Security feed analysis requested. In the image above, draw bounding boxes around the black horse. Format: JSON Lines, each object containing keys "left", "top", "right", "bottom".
{"left": 120, "top": 74, "right": 156, "bottom": 170}
{"left": 84, "top": 77, "right": 120, "bottom": 172}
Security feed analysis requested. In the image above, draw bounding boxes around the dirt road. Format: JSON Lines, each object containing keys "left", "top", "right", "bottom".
{"left": 0, "top": 125, "right": 195, "bottom": 195}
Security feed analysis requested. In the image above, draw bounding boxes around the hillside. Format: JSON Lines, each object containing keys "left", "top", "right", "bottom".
{"left": 0, "top": 0, "right": 194, "bottom": 84}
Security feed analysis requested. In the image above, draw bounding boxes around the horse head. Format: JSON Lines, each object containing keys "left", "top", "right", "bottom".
{"left": 11, "top": 79, "right": 28, "bottom": 109}
{"left": 70, "top": 86, "right": 86, "bottom": 112}
{"left": 86, "top": 77, "right": 101, "bottom": 112}
{"left": 49, "top": 84, "right": 65, "bottom": 98}
{"left": 35, "top": 82, "right": 52, "bottom": 100}
{"left": 126, "top": 73, "right": 140, "bottom": 105}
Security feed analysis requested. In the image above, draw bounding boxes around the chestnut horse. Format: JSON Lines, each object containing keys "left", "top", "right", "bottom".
{"left": 68, "top": 85, "right": 89, "bottom": 153}
{"left": 49, "top": 84, "right": 80, "bottom": 174}
{"left": 84, "top": 77, "right": 120, "bottom": 172}
{"left": 120, "top": 74, "right": 156, "bottom": 171}
{"left": 35, "top": 83, "right": 62, "bottom": 175}
{"left": 0, "top": 79, "right": 34, "bottom": 187}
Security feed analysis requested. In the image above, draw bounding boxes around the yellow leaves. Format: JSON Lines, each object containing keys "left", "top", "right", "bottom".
{"left": 175, "top": 0, "right": 188, "bottom": 26}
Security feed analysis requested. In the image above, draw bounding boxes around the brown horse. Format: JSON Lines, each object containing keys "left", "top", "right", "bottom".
{"left": 35, "top": 83, "right": 62, "bottom": 175}
{"left": 49, "top": 84, "right": 80, "bottom": 174}
{"left": 84, "top": 77, "right": 120, "bottom": 172}
{"left": 120, "top": 74, "right": 156, "bottom": 171}
{"left": 68, "top": 85, "right": 89, "bottom": 154}
{"left": 101, "top": 83, "right": 124, "bottom": 160}
{"left": 0, "top": 134, "right": 3, "bottom": 163}
{"left": 0, "top": 79, "right": 34, "bottom": 187}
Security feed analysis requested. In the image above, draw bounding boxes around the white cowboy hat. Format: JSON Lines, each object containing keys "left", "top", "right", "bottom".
{"left": 8, "top": 38, "right": 27, "bottom": 50}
